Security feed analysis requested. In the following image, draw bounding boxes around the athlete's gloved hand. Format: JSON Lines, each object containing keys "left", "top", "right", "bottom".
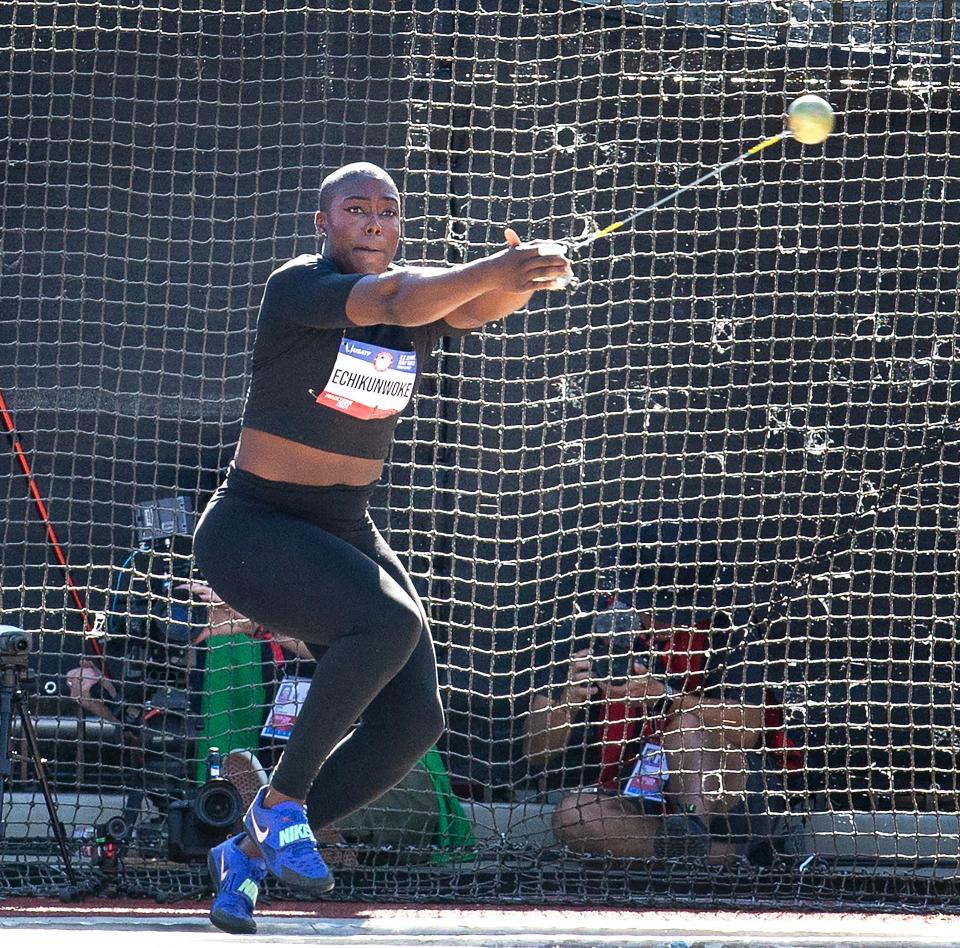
{"left": 482, "top": 227, "right": 572, "bottom": 293}
{"left": 503, "top": 228, "right": 573, "bottom": 291}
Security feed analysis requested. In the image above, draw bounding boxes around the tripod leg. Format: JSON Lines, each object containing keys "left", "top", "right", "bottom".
{"left": 17, "top": 694, "right": 77, "bottom": 885}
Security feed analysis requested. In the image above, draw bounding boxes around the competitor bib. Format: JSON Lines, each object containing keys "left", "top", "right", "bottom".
{"left": 315, "top": 337, "right": 417, "bottom": 421}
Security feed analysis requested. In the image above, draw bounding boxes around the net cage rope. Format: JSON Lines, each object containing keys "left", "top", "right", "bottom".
{"left": 1, "top": 0, "right": 959, "bottom": 907}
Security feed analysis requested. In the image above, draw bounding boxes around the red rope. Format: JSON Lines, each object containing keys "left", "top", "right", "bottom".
{"left": 0, "top": 389, "right": 99, "bottom": 649}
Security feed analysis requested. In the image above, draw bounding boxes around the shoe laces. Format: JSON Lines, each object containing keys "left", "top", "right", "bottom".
{"left": 282, "top": 839, "right": 329, "bottom": 877}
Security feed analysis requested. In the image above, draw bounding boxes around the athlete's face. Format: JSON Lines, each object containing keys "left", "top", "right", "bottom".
{"left": 316, "top": 176, "right": 401, "bottom": 275}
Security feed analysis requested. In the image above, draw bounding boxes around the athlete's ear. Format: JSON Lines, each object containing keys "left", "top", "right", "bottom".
{"left": 315, "top": 209, "right": 327, "bottom": 239}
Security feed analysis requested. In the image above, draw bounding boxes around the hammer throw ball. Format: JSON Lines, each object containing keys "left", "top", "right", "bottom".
{"left": 786, "top": 94, "right": 836, "bottom": 146}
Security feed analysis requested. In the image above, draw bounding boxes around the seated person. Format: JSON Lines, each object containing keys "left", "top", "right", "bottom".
{"left": 181, "top": 579, "right": 475, "bottom": 866}
{"left": 65, "top": 633, "right": 190, "bottom": 744}
{"left": 524, "top": 599, "right": 799, "bottom": 863}
{"left": 66, "top": 657, "right": 134, "bottom": 735}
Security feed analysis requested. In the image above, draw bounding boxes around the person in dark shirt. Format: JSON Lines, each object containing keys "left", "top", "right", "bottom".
{"left": 524, "top": 603, "right": 799, "bottom": 863}
{"left": 191, "top": 161, "right": 571, "bottom": 934}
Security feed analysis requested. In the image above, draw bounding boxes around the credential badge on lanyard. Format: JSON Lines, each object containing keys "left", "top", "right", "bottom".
{"left": 261, "top": 675, "right": 312, "bottom": 742}
{"left": 314, "top": 336, "right": 418, "bottom": 421}
{"left": 622, "top": 742, "right": 670, "bottom": 802}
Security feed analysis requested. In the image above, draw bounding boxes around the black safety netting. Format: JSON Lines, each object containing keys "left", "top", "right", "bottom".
{"left": 1, "top": 0, "right": 958, "bottom": 910}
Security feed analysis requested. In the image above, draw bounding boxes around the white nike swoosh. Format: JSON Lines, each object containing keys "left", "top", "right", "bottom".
{"left": 249, "top": 810, "right": 270, "bottom": 845}
{"left": 220, "top": 849, "right": 228, "bottom": 881}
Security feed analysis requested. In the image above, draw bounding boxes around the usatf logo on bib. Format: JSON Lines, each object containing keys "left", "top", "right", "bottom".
{"left": 315, "top": 337, "right": 417, "bottom": 421}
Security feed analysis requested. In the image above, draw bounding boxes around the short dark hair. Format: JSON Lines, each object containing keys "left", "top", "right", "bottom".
{"left": 318, "top": 162, "right": 399, "bottom": 212}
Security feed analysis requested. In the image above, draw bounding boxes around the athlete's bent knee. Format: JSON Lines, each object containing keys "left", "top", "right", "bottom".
{"left": 402, "top": 693, "right": 445, "bottom": 754}
{"left": 421, "top": 695, "right": 445, "bottom": 746}
{"left": 376, "top": 597, "right": 424, "bottom": 659}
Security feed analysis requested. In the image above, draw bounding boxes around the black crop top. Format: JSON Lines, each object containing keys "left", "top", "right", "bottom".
{"left": 241, "top": 254, "right": 470, "bottom": 461}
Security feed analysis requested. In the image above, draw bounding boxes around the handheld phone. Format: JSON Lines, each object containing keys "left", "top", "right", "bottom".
{"left": 591, "top": 630, "right": 638, "bottom": 684}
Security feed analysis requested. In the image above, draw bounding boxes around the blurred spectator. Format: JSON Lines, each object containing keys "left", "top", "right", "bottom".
{"left": 63, "top": 552, "right": 204, "bottom": 810}
{"left": 65, "top": 540, "right": 206, "bottom": 744}
{"left": 524, "top": 599, "right": 800, "bottom": 863}
{"left": 65, "top": 658, "right": 135, "bottom": 736}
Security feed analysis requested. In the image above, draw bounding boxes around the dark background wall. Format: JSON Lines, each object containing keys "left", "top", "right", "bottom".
{"left": 2, "top": 1, "right": 958, "bottom": 794}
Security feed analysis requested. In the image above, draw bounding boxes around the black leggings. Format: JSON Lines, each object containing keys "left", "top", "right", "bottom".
{"left": 193, "top": 465, "right": 444, "bottom": 827}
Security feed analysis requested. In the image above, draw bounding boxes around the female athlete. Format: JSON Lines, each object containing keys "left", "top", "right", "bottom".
{"left": 194, "top": 162, "right": 571, "bottom": 934}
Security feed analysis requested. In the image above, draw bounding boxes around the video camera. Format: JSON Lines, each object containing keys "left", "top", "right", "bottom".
{"left": 590, "top": 604, "right": 640, "bottom": 683}
{"left": 166, "top": 778, "right": 244, "bottom": 861}
{"left": 121, "top": 544, "right": 205, "bottom": 686}
{"left": 108, "top": 498, "right": 205, "bottom": 691}
{"left": 0, "top": 627, "right": 30, "bottom": 659}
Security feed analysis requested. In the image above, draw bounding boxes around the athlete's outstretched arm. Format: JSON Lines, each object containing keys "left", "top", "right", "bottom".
{"left": 443, "top": 228, "right": 571, "bottom": 330}
{"left": 344, "top": 230, "right": 570, "bottom": 328}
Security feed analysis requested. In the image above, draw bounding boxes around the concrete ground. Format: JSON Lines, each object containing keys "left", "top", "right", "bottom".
{"left": 0, "top": 904, "right": 958, "bottom": 948}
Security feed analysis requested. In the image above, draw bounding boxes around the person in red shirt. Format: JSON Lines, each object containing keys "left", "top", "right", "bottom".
{"left": 524, "top": 602, "right": 800, "bottom": 862}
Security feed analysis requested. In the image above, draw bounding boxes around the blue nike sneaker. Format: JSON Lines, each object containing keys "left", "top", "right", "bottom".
{"left": 207, "top": 833, "right": 266, "bottom": 935}
{"left": 243, "top": 785, "right": 335, "bottom": 894}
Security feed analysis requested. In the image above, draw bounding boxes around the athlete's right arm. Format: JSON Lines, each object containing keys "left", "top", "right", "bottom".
{"left": 344, "top": 245, "right": 568, "bottom": 328}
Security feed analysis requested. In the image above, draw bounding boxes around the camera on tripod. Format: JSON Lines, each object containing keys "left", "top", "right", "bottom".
{"left": 166, "top": 748, "right": 244, "bottom": 861}
{"left": 0, "top": 625, "right": 77, "bottom": 884}
{"left": 0, "top": 628, "right": 30, "bottom": 662}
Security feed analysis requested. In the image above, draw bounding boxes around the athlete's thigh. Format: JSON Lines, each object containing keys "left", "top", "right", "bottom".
{"left": 348, "top": 521, "right": 440, "bottom": 709}
{"left": 353, "top": 517, "right": 430, "bottom": 630}
{"left": 194, "top": 492, "right": 417, "bottom": 642}
{"left": 301, "top": 519, "right": 426, "bottom": 668}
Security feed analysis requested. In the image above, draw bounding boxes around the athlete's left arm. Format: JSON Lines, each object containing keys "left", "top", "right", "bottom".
{"left": 392, "top": 266, "right": 535, "bottom": 332}
{"left": 442, "top": 287, "right": 538, "bottom": 330}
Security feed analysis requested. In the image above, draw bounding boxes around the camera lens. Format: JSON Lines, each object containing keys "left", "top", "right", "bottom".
{"left": 0, "top": 629, "right": 29, "bottom": 653}
{"left": 194, "top": 779, "right": 242, "bottom": 829}
{"left": 102, "top": 816, "right": 129, "bottom": 842}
